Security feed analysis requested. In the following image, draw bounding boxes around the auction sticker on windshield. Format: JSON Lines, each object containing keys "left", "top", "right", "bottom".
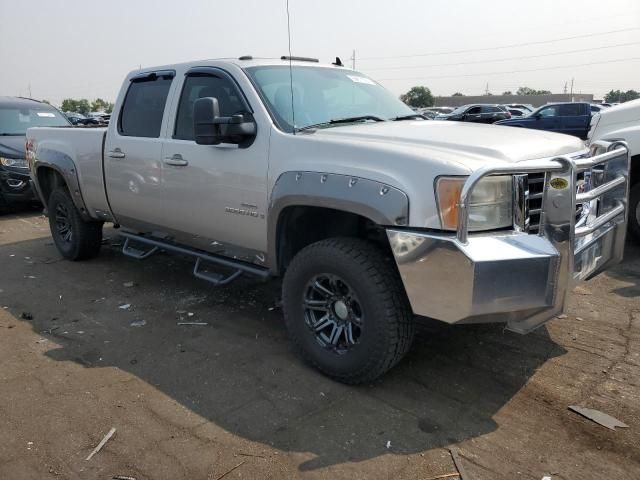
{"left": 347, "top": 75, "right": 376, "bottom": 85}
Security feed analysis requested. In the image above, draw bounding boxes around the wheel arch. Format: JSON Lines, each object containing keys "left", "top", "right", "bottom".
{"left": 33, "top": 149, "right": 91, "bottom": 220}
{"left": 267, "top": 171, "right": 409, "bottom": 274}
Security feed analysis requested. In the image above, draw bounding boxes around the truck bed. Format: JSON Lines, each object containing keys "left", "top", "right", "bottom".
{"left": 27, "top": 126, "right": 109, "bottom": 218}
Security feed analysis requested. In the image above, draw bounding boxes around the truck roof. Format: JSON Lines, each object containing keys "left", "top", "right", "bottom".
{"left": 130, "top": 56, "right": 353, "bottom": 77}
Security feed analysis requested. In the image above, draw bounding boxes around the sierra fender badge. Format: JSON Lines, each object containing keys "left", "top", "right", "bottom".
{"left": 549, "top": 177, "right": 569, "bottom": 190}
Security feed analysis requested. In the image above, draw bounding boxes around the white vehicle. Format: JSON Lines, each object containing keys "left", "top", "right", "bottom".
{"left": 589, "top": 99, "right": 640, "bottom": 240}
{"left": 26, "top": 56, "right": 631, "bottom": 383}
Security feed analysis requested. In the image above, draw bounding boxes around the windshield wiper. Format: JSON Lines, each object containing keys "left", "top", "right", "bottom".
{"left": 0, "top": 133, "right": 24, "bottom": 136}
{"left": 390, "top": 114, "right": 426, "bottom": 121}
{"left": 296, "top": 115, "right": 385, "bottom": 132}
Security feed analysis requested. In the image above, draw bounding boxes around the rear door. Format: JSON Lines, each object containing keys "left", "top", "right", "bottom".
{"left": 480, "top": 105, "right": 503, "bottom": 123}
{"left": 559, "top": 103, "right": 590, "bottom": 138}
{"left": 159, "top": 66, "right": 270, "bottom": 257}
{"left": 104, "top": 71, "right": 174, "bottom": 229}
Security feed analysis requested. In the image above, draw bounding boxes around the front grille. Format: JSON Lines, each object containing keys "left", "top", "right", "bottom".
{"left": 526, "top": 171, "right": 586, "bottom": 234}
{"left": 527, "top": 172, "right": 546, "bottom": 233}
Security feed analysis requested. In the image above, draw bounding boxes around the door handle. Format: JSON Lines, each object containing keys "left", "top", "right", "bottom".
{"left": 108, "top": 149, "right": 125, "bottom": 159}
{"left": 163, "top": 154, "right": 188, "bottom": 167}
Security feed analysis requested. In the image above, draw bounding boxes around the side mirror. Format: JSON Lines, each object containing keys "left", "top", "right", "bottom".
{"left": 534, "top": 113, "right": 542, "bottom": 119}
{"left": 193, "top": 97, "right": 257, "bottom": 146}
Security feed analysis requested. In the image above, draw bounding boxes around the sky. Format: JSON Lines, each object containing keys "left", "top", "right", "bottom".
{"left": 1, "top": 0, "right": 639, "bottom": 106}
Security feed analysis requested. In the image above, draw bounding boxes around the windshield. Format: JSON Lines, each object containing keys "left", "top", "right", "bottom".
{"left": 245, "top": 66, "right": 414, "bottom": 131}
{"left": 448, "top": 105, "right": 470, "bottom": 115}
{"left": 0, "top": 105, "right": 69, "bottom": 135}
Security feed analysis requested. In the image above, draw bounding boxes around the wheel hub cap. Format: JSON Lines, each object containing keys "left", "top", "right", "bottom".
{"left": 302, "top": 273, "right": 363, "bottom": 354}
{"left": 333, "top": 300, "right": 349, "bottom": 321}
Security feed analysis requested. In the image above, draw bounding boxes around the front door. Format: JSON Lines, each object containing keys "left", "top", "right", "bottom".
{"left": 160, "top": 67, "right": 270, "bottom": 261}
{"left": 533, "top": 105, "right": 561, "bottom": 133}
{"left": 104, "top": 72, "right": 174, "bottom": 229}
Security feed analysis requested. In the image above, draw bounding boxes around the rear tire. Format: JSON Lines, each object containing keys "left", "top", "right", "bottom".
{"left": 282, "top": 237, "right": 414, "bottom": 384}
{"left": 629, "top": 183, "right": 640, "bottom": 243}
{"left": 48, "top": 188, "right": 103, "bottom": 260}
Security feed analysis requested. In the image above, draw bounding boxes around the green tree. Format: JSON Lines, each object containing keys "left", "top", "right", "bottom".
{"left": 502, "top": 91, "right": 513, "bottom": 95}
{"left": 41, "top": 99, "right": 51, "bottom": 105}
{"left": 516, "top": 87, "right": 552, "bottom": 96}
{"left": 604, "top": 89, "right": 640, "bottom": 103}
{"left": 61, "top": 98, "right": 91, "bottom": 115}
{"left": 91, "top": 98, "right": 114, "bottom": 113}
{"left": 400, "top": 86, "right": 434, "bottom": 108}
{"left": 452, "top": 92, "right": 464, "bottom": 96}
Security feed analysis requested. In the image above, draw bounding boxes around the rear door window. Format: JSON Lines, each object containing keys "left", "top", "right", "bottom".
{"left": 467, "top": 106, "right": 481, "bottom": 114}
{"left": 119, "top": 74, "right": 173, "bottom": 138}
{"left": 559, "top": 104, "right": 583, "bottom": 116}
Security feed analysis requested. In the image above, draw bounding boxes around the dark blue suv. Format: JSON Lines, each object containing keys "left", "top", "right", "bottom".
{"left": 0, "top": 97, "right": 70, "bottom": 211}
{"left": 495, "top": 102, "right": 591, "bottom": 139}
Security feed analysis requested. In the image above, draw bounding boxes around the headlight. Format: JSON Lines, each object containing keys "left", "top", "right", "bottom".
{"left": 435, "top": 175, "right": 513, "bottom": 231}
{"left": 0, "top": 157, "right": 28, "bottom": 169}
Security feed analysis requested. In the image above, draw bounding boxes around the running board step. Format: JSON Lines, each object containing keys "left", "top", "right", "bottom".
{"left": 193, "top": 258, "right": 243, "bottom": 286}
{"left": 117, "top": 231, "right": 270, "bottom": 287}
{"left": 122, "top": 238, "right": 159, "bottom": 259}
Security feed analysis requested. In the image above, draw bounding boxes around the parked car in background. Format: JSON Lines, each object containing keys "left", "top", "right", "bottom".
{"left": 504, "top": 103, "right": 535, "bottom": 113}
{"left": 590, "top": 104, "right": 609, "bottom": 115}
{"left": 0, "top": 97, "right": 70, "bottom": 211}
{"left": 64, "top": 111, "right": 86, "bottom": 125}
{"left": 495, "top": 102, "right": 591, "bottom": 139}
{"left": 588, "top": 99, "right": 640, "bottom": 241}
{"left": 506, "top": 107, "right": 527, "bottom": 117}
{"left": 435, "top": 104, "right": 510, "bottom": 123}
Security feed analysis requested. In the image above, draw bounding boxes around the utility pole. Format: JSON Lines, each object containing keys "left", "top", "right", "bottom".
{"left": 28, "top": 83, "right": 32, "bottom": 98}
{"left": 570, "top": 77, "right": 574, "bottom": 102}
{"left": 484, "top": 82, "right": 489, "bottom": 95}
{"left": 350, "top": 50, "right": 356, "bottom": 70}
{"left": 563, "top": 81, "right": 568, "bottom": 94}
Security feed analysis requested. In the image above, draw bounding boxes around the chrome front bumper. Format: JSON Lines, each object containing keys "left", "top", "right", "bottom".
{"left": 387, "top": 140, "right": 630, "bottom": 334}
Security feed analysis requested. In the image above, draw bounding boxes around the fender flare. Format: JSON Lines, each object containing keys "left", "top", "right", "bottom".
{"left": 33, "top": 148, "right": 92, "bottom": 220}
{"left": 267, "top": 171, "right": 409, "bottom": 272}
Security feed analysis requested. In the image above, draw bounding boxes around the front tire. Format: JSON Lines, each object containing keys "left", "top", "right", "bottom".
{"left": 282, "top": 238, "right": 414, "bottom": 384}
{"left": 629, "top": 183, "right": 640, "bottom": 242}
{"left": 48, "top": 188, "right": 103, "bottom": 260}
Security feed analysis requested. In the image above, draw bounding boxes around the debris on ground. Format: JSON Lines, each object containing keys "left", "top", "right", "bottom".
{"left": 118, "top": 304, "right": 131, "bottom": 310}
{"left": 211, "top": 460, "right": 245, "bottom": 480}
{"left": 112, "top": 476, "right": 137, "bottom": 480}
{"left": 541, "top": 476, "right": 552, "bottom": 480}
{"left": 21, "top": 312, "right": 33, "bottom": 320}
{"left": 130, "top": 319, "right": 146, "bottom": 327}
{"left": 85, "top": 427, "right": 116, "bottom": 461}
{"left": 385, "top": 440, "right": 391, "bottom": 449}
{"left": 449, "top": 447, "right": 470, "bottom": 480}
{"left": 556, "top": 314, "right": 568, "bottom": 319}
{"left": 568, "top": 405, "right": 629, "bottom": 431}
{"left": 177, "top": 322, "right": 208, "bottom": 326}
{"left": 123, "top": 281, "right": 135, "bottom": 288}
{"left": 425, "top": 474, "right": 460, "bottom": 480}
{"left": 236, "top": 452, "right": 266, "bottom": 458}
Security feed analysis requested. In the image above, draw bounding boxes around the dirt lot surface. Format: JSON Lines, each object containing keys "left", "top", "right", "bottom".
{"left": 1, "top": 209, "right": 639, "bottom": 480}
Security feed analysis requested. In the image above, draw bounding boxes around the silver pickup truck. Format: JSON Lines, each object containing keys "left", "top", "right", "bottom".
{"left": 26, "top": 57, "right": 630, "bottom": 383}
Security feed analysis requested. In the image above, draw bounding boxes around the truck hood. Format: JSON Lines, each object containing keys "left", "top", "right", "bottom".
{"left": 311, "top": 120, "right": 585, "bottom": 169}
{"left": 0, "top": 135, "right": 26, "bottom": 159}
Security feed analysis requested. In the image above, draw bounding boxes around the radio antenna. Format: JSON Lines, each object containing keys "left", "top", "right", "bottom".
{"left": 286, "top": 0, "right": 296, "bottom": 133}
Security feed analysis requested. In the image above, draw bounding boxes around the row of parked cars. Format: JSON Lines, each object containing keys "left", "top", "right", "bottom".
{"left": 64, "top": 111, "right": 110, "bottom": 125}
{"left": 418, "top": 102, "right": 611, "bottom": 140}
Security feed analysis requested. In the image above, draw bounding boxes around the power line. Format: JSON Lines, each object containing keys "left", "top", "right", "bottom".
{"left": 358, "top": 27, "right": 640, "bottom": 61}
{"left": 363, "top": 41, "right": 640, "bottom": 71}
{"left": 376, "top": 56, "right": 640, "bottom": 82}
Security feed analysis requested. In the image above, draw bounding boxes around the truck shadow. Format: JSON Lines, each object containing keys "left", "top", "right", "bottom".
{"left": 605, "top": 240, "right": 640, "bottom": 297}
{"left": 8, "top": 236, "right": 567, "bottom": 471}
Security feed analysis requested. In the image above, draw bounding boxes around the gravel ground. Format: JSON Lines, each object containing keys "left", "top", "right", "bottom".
{"left": 1, "top": 209, "right": 639, "bottom": 480}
